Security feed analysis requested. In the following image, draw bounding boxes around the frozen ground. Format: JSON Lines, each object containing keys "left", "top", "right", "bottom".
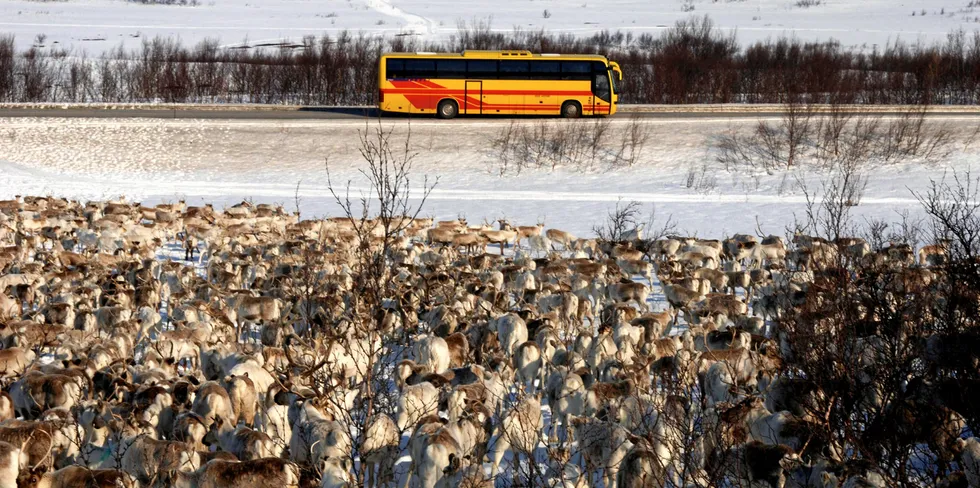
{"left": 0, "top": 115, "right": 976, "bottom": 239}
{"left": 0, "top": 0, "right": 977, "bottom": 53}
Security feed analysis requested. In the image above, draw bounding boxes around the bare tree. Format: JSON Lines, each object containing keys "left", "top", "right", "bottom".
{"left": 795, "top": 162, "right": 866, "bottom": 242}
{"left": 913, "top": 169, "right": 980, "bottom": 260}
{"left": 593, "top": 200, "right": 644, "bottom": 242}
{"left": 782, "top": 91, "right": 815, "bottom": 168}
{"left": 320, "top": 118, "right": 437, "bottom": 484}
{"left": 616, "top": 113, "right": 653, "bottom": 168}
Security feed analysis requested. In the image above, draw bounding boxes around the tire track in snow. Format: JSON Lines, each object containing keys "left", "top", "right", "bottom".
{"left": 363, "top": 0, "right": 435, "bottom": 34}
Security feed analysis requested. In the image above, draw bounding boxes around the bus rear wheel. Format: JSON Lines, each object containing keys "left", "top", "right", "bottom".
{"left": 561, "top": 101, "right": 582, "bottom": 119}
{"left": 437, "top": 99, "right": 459, "bottom": 119}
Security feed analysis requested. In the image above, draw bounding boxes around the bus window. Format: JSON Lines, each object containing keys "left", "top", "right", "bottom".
{"left": 385, "top": 59, "right": 405, "bottom": 79}
{"left": 529, "top": 61, "right": 560, "bottom": 80}
{"left": 593, "top": 72, "right": 611, "bottom": 102}
{"left": 499, "top": 61, "right": 530, "bottom": 80}
{"left": 467, "top": 60, "right": 497, "bottom": 79}
{"left": 436, "top": 60, "right": 466, "bottom": 79}
{"left": 404, "top": 59, "right": 436, "bottom": 78}
{"left": 561, "top": 61, "right": 591, "bottom": 80}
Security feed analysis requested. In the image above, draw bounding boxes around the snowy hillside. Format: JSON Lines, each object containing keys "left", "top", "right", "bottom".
{"left": 0, "top": 0, "right": 977, "bottom": 53}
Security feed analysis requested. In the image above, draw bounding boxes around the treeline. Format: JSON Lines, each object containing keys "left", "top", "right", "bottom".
{"left": 3, "top": 16, "right": 980, "bottom": 105}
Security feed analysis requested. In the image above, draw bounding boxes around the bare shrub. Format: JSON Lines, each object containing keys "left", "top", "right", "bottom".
{"left": 775, "top": 171, "right": 980, "bottom": 487}
{"left": 755, "top": 120, "right": 790, "bottom": 170}
{"left": 585, "top": 117, "right": 612, "bottom": 169}
{"left": 719, "top": 105, "right": 957, "bottom": 173}
{"left": 713, "top": 123, "right": 787, "bottom": 174}
{"left": 593, "top": 200, "right": 643, "bottom": 242}
{"left": 487, "top": 118, "right": 647, "bottom": 175}
{"left": 593, "top": 200, "right": 677, "bottom": 250}
{"left": 488, "top": 120, "right": 581, "bottom": 173}
{"left": 127, "top": 0, "right": 200, "bottom": 5}
{"left": 782, "top": 95, "right": 816, "bottom": 168}
{"left": 322, "top": 119, "right": 437, "bottom": 483}
{"left": 816, "top": 99, "right": 852, "bottom": 159}
{"left": 878, "top": 106, "right": 954, "bottom": 162}
{"left": 0, "top": 35, "right": 14, "bottom": 102}
{"left": 615, "top": 113, "right": 653, "bottom": 168}
{"left": 795, "top": 162, "right": 867, "bottom": 240}
{"left": 3, "top": 20, "right": 980, "bottom": 105}
{"left": 862, "top": 209, "right": 924, "bottom": 251}
{"left": 684, "top": 161, "right": 718, "bottom": 193}
{"left": 913, "top": 169, "right": 980, "bottom": 259}
{"left": 714, "top": 126, "right": 755, "bottom": 172}
{"left": 823, "top": 112, "right": 882, "bottom": 168}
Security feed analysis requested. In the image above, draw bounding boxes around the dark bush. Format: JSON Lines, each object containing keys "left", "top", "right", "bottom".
{"left": 4, "top": 17, "right": 980, "bottom": 105}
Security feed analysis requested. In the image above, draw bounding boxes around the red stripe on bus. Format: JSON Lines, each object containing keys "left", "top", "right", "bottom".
{"left": 385, "top": 79, "right": 598, "bottom": 98}
{"left": 384, "top": 89, "right": 594, "bottom": 97}
{"left": 390, "top": 80, "right": 428, "bottom": 89}
{"left": 414, "top": 80, "right": 444, "bottom": 89}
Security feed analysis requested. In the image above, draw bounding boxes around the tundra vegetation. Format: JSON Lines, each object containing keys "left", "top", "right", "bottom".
{"left": 0, "top": 123, "right": 979, "bottom": 488}
{"left": 6, "top": 16, "right": 980, "bottom": 105}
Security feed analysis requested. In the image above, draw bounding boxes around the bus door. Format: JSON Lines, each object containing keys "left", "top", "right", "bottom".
{"left": 592, "top": 72, "right": 612, "bottom": 115}
{"left": 464, "top": 81, "right": 483, "bottom": 115}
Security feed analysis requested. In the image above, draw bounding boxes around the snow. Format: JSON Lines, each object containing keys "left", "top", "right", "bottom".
{"left": 0, "top": 0, "right": 977, "bottom": 53}
{"left": 0, "top": 115, "right": 975, "bottom": 240}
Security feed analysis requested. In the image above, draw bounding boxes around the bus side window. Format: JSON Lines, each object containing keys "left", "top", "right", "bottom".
{"left": 404, "top": 59, "right": 436, "bottom": 79}
{"left": 385, "top": 59, "right": 405, "bottom": 79}
{"left": 436, "top": 60, "right": 466, "bottom": 79}
{"left": 467, "top": 60, "right": 498, "bottom": 80}
{"left": 561, "top": 61, "right": 591, "bottom": 80}
{"left": 499, "top": 61, "right": 530, "bottom": 80}
{"left": 529, "top": 61, "right": 560, "bottom": 80}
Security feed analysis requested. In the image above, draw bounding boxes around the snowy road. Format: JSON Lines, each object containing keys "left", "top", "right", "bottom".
{"left": 0, "top": 116, "right": 975, "bottom": 238}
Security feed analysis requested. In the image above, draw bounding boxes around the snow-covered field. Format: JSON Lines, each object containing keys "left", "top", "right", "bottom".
{"left": 0, "top": 115, "right": 975, "bottom": 239}
{"left": 0, "top": 0, "right": 976, "bottom": 53}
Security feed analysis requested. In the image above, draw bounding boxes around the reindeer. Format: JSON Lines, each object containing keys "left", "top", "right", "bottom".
{"left": 18, "top": 466, "right": 136, "bottom": 488}
{"left": 0, "top": 440, "right": 26, "bottom": 488}
{"left": 203, "top": 416, "right": 275, "bottom": 461}
{"left": 172, "top": 458, "right": 300, "bottom": 488}
{"left": 514, "top": 221, "right": 545, "bottom": 249}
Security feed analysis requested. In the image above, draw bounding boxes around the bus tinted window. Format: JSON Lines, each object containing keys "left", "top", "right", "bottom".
{"left": 385, "top": 59, "right": 405, "bottom": 79}
{"left": 592, "top": 61, "right": 607, "bottom": 72}
{"left": 529, "top": 61, "right": 560, "bottom": 80}
{"left": 437, "top": 60, "right": 466, "bottom": 78}
{"left": 404, "top": 59, "right": 436, "bottom": 78}
{"left": 467, "top": 60, "right": 497, "bottom": 79}
{"left": 499, "top": 61, "right": 530, "bottom": 79}
{"left": 561, "top": 61, "right": 591, "bottom": 80}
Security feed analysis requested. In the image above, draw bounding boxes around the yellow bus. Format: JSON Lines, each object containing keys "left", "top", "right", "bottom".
{"left": 378, "top": 50, "right": 622, "bottom": 119}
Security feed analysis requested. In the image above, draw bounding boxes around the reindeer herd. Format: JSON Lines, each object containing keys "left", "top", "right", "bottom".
{"left": 0, "top": 195, "right": 973, "bottom": 488}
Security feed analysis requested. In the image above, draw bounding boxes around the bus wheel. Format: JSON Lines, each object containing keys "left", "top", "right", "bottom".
{"left": 560, "top": 101, "right": 582, "bottom": 119}
{"left": 437, "top": 99, "right": 459, "bottom": 119}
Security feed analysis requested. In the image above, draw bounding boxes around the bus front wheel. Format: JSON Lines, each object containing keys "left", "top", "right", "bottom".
{"left": 437, "top": 99, "right": 459, "bottom": 119}
{"left": 561, "top": 101, "right": 582, "bottom": 119}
